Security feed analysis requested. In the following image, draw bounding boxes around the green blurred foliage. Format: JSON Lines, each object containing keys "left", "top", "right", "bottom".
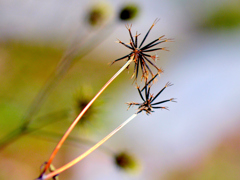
{"left": 0, "top": 40, "right": 125, "bottom": 179}
{"left": 0, "top": 41, "right": 63, "bottom": 132}
{"left": 200, "top": 2, "right": 240, "bottom": 30}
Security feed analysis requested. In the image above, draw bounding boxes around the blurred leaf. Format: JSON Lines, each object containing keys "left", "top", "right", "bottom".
{"left": 200, "top": 3, "right": 240, "bottom": 30}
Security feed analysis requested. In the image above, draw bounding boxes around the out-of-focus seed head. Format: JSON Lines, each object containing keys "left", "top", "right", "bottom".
{"left": 114, "top": 152, "right": 140, "bottom": 172}
{"left": 71, "top": 86, "right": 103, "bottom": 134}
{"left": 119, "top": 4, "right": 139, "bottom": 21}
{"left": 86, "top": 3, "right": 112, "bottom": 26}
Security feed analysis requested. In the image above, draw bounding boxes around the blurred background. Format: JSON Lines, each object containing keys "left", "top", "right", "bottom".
{"left": 0, "top": 0, "right": 240, "bottom": 179}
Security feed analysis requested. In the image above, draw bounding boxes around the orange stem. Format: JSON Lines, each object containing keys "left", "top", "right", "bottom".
{"left": 40, "top": 56, "right": 134, "bottom": 177}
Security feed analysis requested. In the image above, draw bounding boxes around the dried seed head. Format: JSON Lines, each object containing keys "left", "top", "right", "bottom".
{"left": 127, "top": 76, "right": 176, "bottom": 114}
{"left": 112, "top": 19, "right": 171, "bottom": 83}
{"left": 114, "top": 152, "right": 140, "bottom": 172}
{"left": 71, "top": 86, "right": 103, "bottom": 134}
{"left": 86, "top": 3, "right": 112, "bottom": 26}
{"left": 119, "top": 4, "right": 139, "bottom": 21}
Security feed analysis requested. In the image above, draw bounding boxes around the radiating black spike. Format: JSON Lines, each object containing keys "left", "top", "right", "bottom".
{"left": 140, "top": 52, "right": 151, "bottom": 57}
{"left": 150, "top": 86, "right": 167, "bottom": 103}
{"left": 126, "top": 24, "right": 135, "bottom": 46}
{"left": 144, "top": 80, "right": 148, "bottom": 101}
{"left": 135, "top": 59, "right": 140, "bottom": 80}
{"left": 141, "top": 40, "right": 166, "bottom": 51}
{"left": 117, "top": 39, "right": 134, "bottom": 50}
{"left": 137, "top": 87, "right": 145, "bottom": 102}
{"left": 111, "top": 53, "right": 132, "bottom": 65}
{"left": 151, "top": 99, "right": 171, "bottom": 105}
{"left": 141, "top": 73, "right": 159, "bottom": 92}
{"left": 129, "top": 40, "right": 135, "bottom": 49}
{"left": 139, "top": 19, "right": 159, "bottom": 48}
{"left": 134, "top": 32, "right": 139, "bottom": 48}
{"left": 140, "top": 55, "right": 153, "bottom": 78}
{"left": 140, "top": 38, "right": 159, "bottom": 50}
{"left": 152, "top": 106, "right": 169, "bottom": 110}
{"left": 140, "top": 35, "right": 165, "bottom": 50}
{"left": 142, "top": 48, "right": 163, "bottom": 52}
{"left": 142, "top": 56, "right": 160, "bottom": 72}
{"left": 146, "top": 85, "right": 151, "bottom": 100}
{"left": 139, "top": 56, "right": 146, "bottom": 80}
{"left": 144, "top": 60, "right": 154, "bottom": 77}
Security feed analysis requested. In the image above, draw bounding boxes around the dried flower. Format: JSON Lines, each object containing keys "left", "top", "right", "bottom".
{"left": 112, "top": 19, "right": 170, "bottom": 82}
{"left": 127, "top": 80, "right": 176, "bottom": 114}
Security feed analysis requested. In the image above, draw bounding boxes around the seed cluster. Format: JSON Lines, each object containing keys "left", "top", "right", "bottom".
{"left": 127, "top": 77, "right": 176, "bottom": 114}
{"left": 112, "top": 19, "right": 175, "bottom": 114}
{"left": 112, "top": 18, "right": 171, "bottom": 82}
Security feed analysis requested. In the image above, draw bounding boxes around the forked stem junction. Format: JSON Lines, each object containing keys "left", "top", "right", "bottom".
{"left": 40, "top": 113, "right": 138, "bottom": 180}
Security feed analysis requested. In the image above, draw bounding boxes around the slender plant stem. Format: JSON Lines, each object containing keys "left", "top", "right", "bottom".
{"left": 0, "top": 20, "right": 116, "bottom": 149}
{"left": 23, "top": 18, "right": 115, "bottom": 127}
{"left": 31, "top": 129, "right": 115, "bottom": 155}
{"left": 0, "top": 129, "right": 26, "bottom": 149}
{"left": 41, "top": 113, "right": 138, "bottom": 180}
{"left": 40, "top": 56, "right": 134, "bottom": 176}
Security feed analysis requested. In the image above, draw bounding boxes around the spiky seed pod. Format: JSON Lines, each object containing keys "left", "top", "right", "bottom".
{"left": 119, "top": 4, "right": 139, "bottom": 21}
{"left": 114, "top": 152, "right": 139, "bottom": 172}
{"left": 127, "top": 75, "right": 176, "bottom": 114}
{"left": 71, "top": 86, "right": 103, "bottom": 134}
{"left": 112, "top": 19, "right": 171, "bottom": 82}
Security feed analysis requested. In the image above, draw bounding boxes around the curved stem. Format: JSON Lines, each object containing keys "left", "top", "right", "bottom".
{"left": 41, "top": 113, "right": 138, "bottom": 180}
{"left": 40, "top": 57, "right": 134, "bottom": 176}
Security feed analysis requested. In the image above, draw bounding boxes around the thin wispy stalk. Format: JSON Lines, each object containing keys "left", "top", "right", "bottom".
{"left": 23, "top": 20, "right": 116, "bottom": 127}
{"left": 0, "top": 20, "right": 116, "bottom": 149}
{"left": 39, "top": 113, "right": 138, "bottom": 180}
{"left": 30, "top": 130, "right": 114, "bottom": 155}
{"left": 0, "top": 109, "right": 69, "bottom": 149}
{"left": 39, "top": 56, "right": 134, "bottom": 176}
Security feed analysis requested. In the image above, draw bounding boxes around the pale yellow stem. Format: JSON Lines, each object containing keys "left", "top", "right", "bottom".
{"left": 42, "top": 113, "right": 138, "bottom": 180}
{"left": 41, "top": 56, "right": 134, "bottom": 175}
